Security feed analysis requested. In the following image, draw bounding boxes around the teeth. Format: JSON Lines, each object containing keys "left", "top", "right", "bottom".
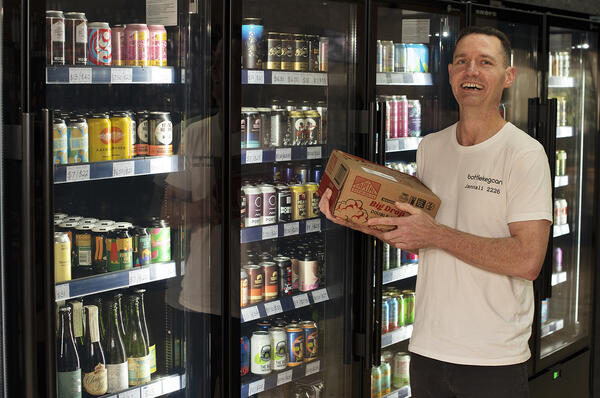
{"left": 462, "top": 83, "right": 483, "bottom": 89}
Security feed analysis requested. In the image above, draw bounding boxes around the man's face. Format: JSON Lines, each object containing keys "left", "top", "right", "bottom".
{"left": 448, "top": 33, "right": 516, "bottom": 110}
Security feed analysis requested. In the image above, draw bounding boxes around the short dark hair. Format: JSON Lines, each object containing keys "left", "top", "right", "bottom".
{"left": 454, "top": 26, "right": 512, "bottom": 67}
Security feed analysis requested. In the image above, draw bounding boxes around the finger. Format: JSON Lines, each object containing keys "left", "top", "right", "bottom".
{"left": 394, "top": 202, "right": 418, "bottom": 214}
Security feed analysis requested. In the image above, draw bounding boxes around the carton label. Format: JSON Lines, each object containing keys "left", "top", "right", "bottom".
{"left": 350, "top": 176, "right": 381, "bottom": 199}
{"left": 335, "top": 199, "right": 368, "bottom": 223}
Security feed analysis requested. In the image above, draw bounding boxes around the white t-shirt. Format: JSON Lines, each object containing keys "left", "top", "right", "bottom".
{"left": 408, "top": 122, "right": 552, "bottom": 366}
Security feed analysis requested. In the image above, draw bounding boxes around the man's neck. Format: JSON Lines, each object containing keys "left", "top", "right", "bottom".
{"left": 456, "top": 107, "right": 507, "bottom": 146}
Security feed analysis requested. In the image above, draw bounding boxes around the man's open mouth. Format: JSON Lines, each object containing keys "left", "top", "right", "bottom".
{"left": 461, "top": 82, "right": 483, "bottom": 90}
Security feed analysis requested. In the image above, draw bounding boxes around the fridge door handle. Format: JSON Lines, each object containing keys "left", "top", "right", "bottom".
{"left": 543, "top": 98, "right": 557, "bottom": 300}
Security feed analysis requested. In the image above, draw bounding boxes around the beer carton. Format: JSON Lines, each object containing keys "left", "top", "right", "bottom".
{"left": 317, "top": 150, "right": 441, "bottom": 231}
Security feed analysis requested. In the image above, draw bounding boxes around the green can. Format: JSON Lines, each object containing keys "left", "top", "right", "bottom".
{"left": 402, "top": 290, "right": 415, "bottom": 325}
{"left": 394, "top": 293, "right": 405, "bottom": 327}
{"left": 150, "top": 219, "right": 171, "bottom": 263}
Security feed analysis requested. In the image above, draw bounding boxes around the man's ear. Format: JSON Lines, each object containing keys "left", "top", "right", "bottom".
{"left": 504, "top": 66, "right": 517, "bottom": 88}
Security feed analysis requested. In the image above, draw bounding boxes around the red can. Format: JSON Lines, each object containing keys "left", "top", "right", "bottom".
{"left": 389, "top": 97, "right": 399, "bottom": 138}
{"left": 64, "top": 12, "right": 87, "bottom": 65}
{"left": 112, "top": 25, "right": 126, "bottom": 66}
{"left": 88, "top": 22, "right": 112, "bottom": 66}
{"left": 397, "top": 95, "right": 409, "bottom": 137}
{"left": 148, "top": 25, "right": 167, "bottom": 66}
{"left": 125, "top": 24, "right": 150, "bottom": 67}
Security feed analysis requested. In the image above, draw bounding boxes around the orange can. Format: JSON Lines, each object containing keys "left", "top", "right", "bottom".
{"left": 244, "top": 265, "right": 263, "bottom": 305}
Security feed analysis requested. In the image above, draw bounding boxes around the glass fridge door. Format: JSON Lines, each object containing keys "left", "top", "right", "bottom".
{"left": 538, "top": 25, "right": 597, "bottom": 368}
{"left": 235, "top": 0, "right": 361, "bottom": 396}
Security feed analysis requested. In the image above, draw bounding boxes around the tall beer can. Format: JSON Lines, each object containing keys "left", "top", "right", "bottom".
{"left": 286, "top": 324, "right": 304, "bottom": 366}
{"left": 64, "top": 12, "right": 87, "bottom": 65}
{"left": 301, "top": 321, "right": 318, "bottom": 362}
{"left": 389, "top": 96, "right": 399, "bottom": 138}
{"left": 55, "top": 232, "right": 72, "bottom": 283}
{"left": 559, "top": 199, "right": 568, "bottom": 225}
{"left": 88, "top": 113, "right": 112, "bottom": 161}
{"left": 242, "top": 18, "right": 264, "bottom": 69}
{"left": 371, "top": 366, "right": 382, "bottom": 398}
{"left": 46, "top": 11, "right": 65, "bottom": 65}
{"left": 240, "top": 268, "right": 249, "bottom": 308}
{"left": 393, "top": 352, "right": 410, "bottom": 388}
{"left": 553, "top": 199, "right": 562, "bottom": 225}
{"left": 260, "top": 184, "right": 277, "bottom": 225}
{"left": 407, "top": 99, "right": 421, "bottom": 137}
{"left": 382, "top": 41, "right": 394, "bottom": 72}
{"left": 556, "top": 150, "right": 567, "bottom": 176}
{"left": 293, "top": 34, "right": 309, "bottom": 71}
{"left": 112, "top": 25, "right": 126, "bottom": 66}
{"left": 376, "top": 40, "right": 383, "bottom": 72}
{"left": 307, "top": 35, "right": 320, "bottom": 72}
{"left": 87, "top": 22, "right": 111, "bottom": 65}
{"left": 53, "top": 118, "right": 68, "bottom": 164}
{"left": 269, "top": 327, "right": 288, "bottom": 370}
{"left": 316, "top": 101, "right": 327, "bottom": 143}
{"left": 270, "top": 108, "right": 288, "bottom": 147}
{"left": 281, "top": 34, "right": 295, "bottom": 71}
{"left": 250, "top": 331, "right": 272, "bottom": 375}
{"left": 561, "top": 51, "right": 570, "bottom": 77}
{"left": 397, "top": 95, "right": 409, "bottom": 137}
{"left": 110, "top": 112, "right": 133, "bottom": 160}
{"left": 266, "top": 32, "right": 282, "bottom": 70}
{"left": 394, "top": 43, "right": 407, "bottom": 72}
{"left": 241, "top": 336, "right": 250, "bottom": 376}
{"left": 380, "top": 362, "right": 392, "bottom": 395}
{"left": 318, "top": 37, "right": 328, "bottom": 72}
{"left": 244, "top": 264, "right": 264, "bottom": 304}
{"left": 148, "top": 25, "right": 167, "bottom": 66}
{"left": 381, "top": 298, "right": 389, "bottom": 334}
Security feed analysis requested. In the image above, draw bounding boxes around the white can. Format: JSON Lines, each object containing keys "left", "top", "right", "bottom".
{"left": 559, "top": 198, "right": 568, "bottom": 225}
{"left": 244, "top": 185, "right": 263, "bottom": 227}
{"left": 393, "top": 352, "right": 410, "bottom": 388}
{"left": 259, "top": 184, "right": 277, "bottom": 225}
{"left": 269, "top": 327, "right": 288, "bottom": 370}
{"left": 250, "top": 331, "right": 271, "bottom": 375}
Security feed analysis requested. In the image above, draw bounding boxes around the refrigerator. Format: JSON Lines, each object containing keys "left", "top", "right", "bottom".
{"left": 3, "top": 0, "right": 228, "bottom": 397}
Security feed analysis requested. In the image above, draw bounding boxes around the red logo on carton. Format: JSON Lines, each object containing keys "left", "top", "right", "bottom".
{"left": 351, "top": 176, "right": 381, "bottom": 199}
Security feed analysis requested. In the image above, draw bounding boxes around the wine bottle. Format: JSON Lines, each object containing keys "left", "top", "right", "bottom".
{"left": 82, "top": 305, "right": 108, "bottom": 397}
{"left": 125, "top": 295, "right": 150, "bottom": 386}
{"left": 114, "top": 293, "right": 127, "bottom": 338}
{"left": 68, "top": 300, "right": 84, "bottom": 358}
{"left": 57, "top": 306, "right": 82, "bottom": 398}
{"left": 135, "top": 289, "right": 156, "bottom": 374}
{"left": 105, "top": 299, "right": 128, "bottom": 393}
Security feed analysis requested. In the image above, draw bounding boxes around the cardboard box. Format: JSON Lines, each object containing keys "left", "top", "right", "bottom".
{"left": 317, "top": 150, "right": 441, "bottom": 230}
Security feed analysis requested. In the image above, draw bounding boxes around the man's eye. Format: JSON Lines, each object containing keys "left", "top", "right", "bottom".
{"left": 456, "top": 59, "right": 465, "bottom": 64}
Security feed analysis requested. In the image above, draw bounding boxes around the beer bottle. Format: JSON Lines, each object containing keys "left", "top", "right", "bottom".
{"left": 125, "top": 295, "right": 150, "bottom": 386}
{"left": 57, "top": 306, "right": 82, "bottom": 398}
{"left": 135, "top": 289, "right": 156, "bottom": 374}
{"left": 105, "top": 299, "right": 128, "bottom": 393}
{"left": 82, "top": 305, "right": 108, "bottom": 396}
{"left": 89, "top": 297, "right": 105, "bottom": 349}
{"left": 114, "top": 293, "right": 127, "bottom": 339}
{"left": 68, "top": 300, "right": 85, "bottom": 359}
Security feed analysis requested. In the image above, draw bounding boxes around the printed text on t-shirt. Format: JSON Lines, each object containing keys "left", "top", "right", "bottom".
{"left": 464, "top": 173, "right": 503, "bottom": 195}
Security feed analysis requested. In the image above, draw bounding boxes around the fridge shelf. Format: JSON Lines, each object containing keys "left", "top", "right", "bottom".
{"left": 383, "top": 264, "right": 418, "bottom": 285}
{"left": 241, "top": 217, "right": 326, "bottom": 244}
{"left": 551, "top": 271, "right": 567, "bottom": 286}
{"left": 242, "top": 145, "right": 325, "bottom": 164}
{"left": 46, "top": 66, "right": 179, "bottom": 84}
{"left": 376, "top": 72, "right": 433, "bottom": 86}
{"left": 241, "top": 288, "right": 333, "bottom": 323}
{"left": 553, "top": 224, "right": 570, "bottom": 238}
{"left": 381, "top": 324, "right": 413, "bottom": 348}
{"left": 54, "top": 155, "right": 182, "bottom": 184}
{"left": 541, "top": 318, "right": 565, "bottom": 338}
{"left": 548, "top": 76, "right": 576, "bottom": 88}
{"left": 554, "top": 175, "right": 569, "bottom": 188}
{"left": 556, "top": 126, "right": 574, "bottom": 138}
{"left": 104, "top": 373, "right": 184, "bottom": 398}
{"left": 383, "top": 386, "right": 411, "bottom": 398}
{"left": 241, "top": 360, "right": 322, "bottom": 397}
{"left": 55, "top": 261, "right": 177, "bottom": 301}
{"left": 242, "top": 69, "right": 328, "bottom": 86}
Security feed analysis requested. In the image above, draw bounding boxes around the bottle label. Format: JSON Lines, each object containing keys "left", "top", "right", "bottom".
{"left": 57, "top": 369, "right": 82, "bottom": 398}
{"left": 149, "top": 344, "right": 157, "bottom": 373}
{"left": 82, "top": 363, "right": 108, "bottom": 396}
{"left": 106, "top": 362, "right": 128, "bottom": 393}
{"left": 128, "top": 356, "right": 151, "bottom": 386}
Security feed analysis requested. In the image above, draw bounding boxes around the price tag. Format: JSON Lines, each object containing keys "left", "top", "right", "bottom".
{"left": 245, "top": 150, "right": 263, "bottom": 164}
{"left": 111, "top": 68, "right": 133, "bottom": 83}
{"left": 277, "top": 369, "right": 293, "bottom": 386}
{"left": 283, "top": 222, "right": 299, "bottom": 237}
{"left": 150, "top": 157, "right": 172, "bottom": 174}
{"left": 241, "top": 306, "right": 261, "bottom": 322}
{"left": 305, "top": 360, "right": 320, "bottom": 376}
{"left": 305, "top": 218, "right": 321, "bottom": 233}
{"left": 69, "top": 67, "right": 92, "bottom": 84}
{"left": 247, "top": 70, "right": 265, "bottom": 84}
{"left": 55, "top": 284, "right": 70, "bottom": 301}
{"left": 306, "top": 146, "right": 322, "bottom": 159}
{"left": 141, "top": 381, "right": 163, "bottom": 398}
{"left": 154, "top": 262, "right": 176, "bottom": 280}
{"left": 557, "top": 319, "right": 564, "bottom": 330}
{"left": 162, "top": 375, "right": 181, "bottom": 393}
{"left": 152, "top": 67, "right": 173, "bottom": 83}
{"left": 292, "top": 293, "right": 310, "bottom": 309}
{"left": 112, "top": 161, "right": 135, "bottom": 178}
{"left": 311, "top": 288, "right": 329, "bottom": 303}
{"left": 119, "top": 389, "right": 140, "bottom": 398}
{"left": 386, "top": 72, "right": 393, "bottom": 84}
{"left": 262, "top": 225, "right": 279, "bottom": 240}
{"left": 551, "top": 274, "right": 558, "bottom": 286}
{"left": 276, "top": 148, "right": 292, "bottom": 162}
{"left": 264, "top": 300, "right": 283, "bottom": 316}
{"left": 66, "top": 165, "right": 90, "bottom": 182}
{"left": 248, "top": 379, "right": 265, "bottom": 395}
{"left": 129, "top": 268, "right": 151, "bottom": 286}
{"left": 559, "top": 272, "right": 567, "bottom": 283}
{"left": 313, "top": 73, "right": 328, "bottom": 86}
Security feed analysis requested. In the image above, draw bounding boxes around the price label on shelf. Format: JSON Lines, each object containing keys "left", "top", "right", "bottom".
{"left": 283, "top": 222, "right": 299, "bottom": 237}
{"left": 313, "top": 73, "right": 328, "bottom": 85}
{"left": 305, "top": 219, "right": 321, "bottom": 233}
{"left": 66, "top": 165, "right": 90, "bottom": 182}
{"left": 111, "top": 68, "right": 133, "bottom": 83}
{"left": 557, "top": 319, "right": 564, "bottom": 330}
{"left": 305, "top": 360, "right": 320, "bottom": 376}
{"left": 292, "top": 294, "right": 310, "bottom": 309}
{"left": 129, "top": 268, "right": 151, "bottom": 286}
{"left": 112, "top": 161, "right": 135, "bottom": 178}
{"left": 118, "top": 389, "right": 140, "bottom": 398}
{"left": 262, "top": 225, "right": 279, "bottom": 240}
{"left": 161, "top": 376, "right": 181, "bottom": 393}
{"left": 248, "top": 379, "right": 265, "bottom": 395}
{"left": 154, "top": 262, "right": 177, "bottom": 280}
{"left": 241, "top": 306, "right": 260, "bottom": 322}
{"left": 245, "top": 150, "right": 263, "bottom": 164}
{"left": 307, "top": 146, "right": 322, "bottom": 159}
{"left": 55, "top": 284, "right": 70, "bottom": 301}
{"left": 311, "top": 288, "right": 329, "bottom": 303}
{"left": 247, "top": 70, "right": 265, "bottom": 84}
{"left": 271, "top": 71, "right": 296, "bottom": 85}
{"left": 277, "top": 370, "right": 293, "bottom": 386}
{"left": 150, "top": 157, "right": 172, "bottom": 174}
{"left": 264, "top": 300, "right": 283, "bottom": 316}
{"left": 69, "top": 68, "right": 92, "bottom": 84}
{"left": 141, "top": 381, "right": 163, "bottom": 398}
{"left": 152, "top": 67, "right": 173, "bottom": 83}
{"left": 275, "top": 148, "right": 292, "bottom": 162}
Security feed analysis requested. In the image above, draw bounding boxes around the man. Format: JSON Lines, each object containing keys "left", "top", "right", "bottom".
{"left": 320, "top": 26, "right": 552, "bottom": 397}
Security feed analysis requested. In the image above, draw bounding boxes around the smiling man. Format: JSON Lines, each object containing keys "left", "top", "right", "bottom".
{"left": 320, "top": 26, "right": 552, "bottom": 397}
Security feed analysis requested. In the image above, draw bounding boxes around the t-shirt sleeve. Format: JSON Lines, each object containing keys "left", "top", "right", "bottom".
{"left": 506, "top": 147, "right": 553, "bottom": 224}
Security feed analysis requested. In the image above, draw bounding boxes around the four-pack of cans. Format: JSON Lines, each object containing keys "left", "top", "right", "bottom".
{"left": 377, "top": 96, "right": 422, "bottom": 139}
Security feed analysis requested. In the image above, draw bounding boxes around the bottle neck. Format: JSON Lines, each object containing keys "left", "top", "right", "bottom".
{"left": 71, "top": 301, "right": 84, "bottom": 338}
{"left": 108, "top": 302, "right": 121, "bottom": 335}
{"left": 84, "top": 305, "right": 101, "bottom": 343}
{"left": 59, "top": 311, "right": 74, "bottom": 340}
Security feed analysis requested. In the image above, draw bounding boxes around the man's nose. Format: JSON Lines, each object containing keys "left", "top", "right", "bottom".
{"left": 466, "top": 60, "right": 479, "bottom": 75}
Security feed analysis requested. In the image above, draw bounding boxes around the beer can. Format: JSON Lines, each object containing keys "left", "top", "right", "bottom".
{"left": 406, "top": 43, "right": 428, "bottom": 73}
{"left": 88, "top": 113, "right": 112, "bottom": 161}
{"left": 257, "top": 107, "right": 272, "bottom": 148}
{"left": 97, "top": 220, "right": 115, "bottom": 227}
{"left": 109, "top": 113, "right": 133, "bottom": 160}
{"left": 150, "top": 218, "right": 171, "bottom": 263}
{"left": 393, "top": 352, "right": 410, "bottom": 388}
{"left": 371, "top": 366, "right": 382, "bottom": 398}
{"left": 397, "top": 95, "right": 409, "bottom": 137}
{"left": 381, "top": 297, "right": 390, "bottom": 334}
{"left": 559, "top": 97, "right": 567, "bottom": 127}
{"left": 295, "top": 164, "right": 309, "bottom": 185}
{"left": 133, "top": 227, "right": 151, "bottom": 267}
{"left": 394, "top": 43, "right": 407, "bottom": 72}
{"left": 64, "top": 216, "right": 83, "bottom": 224}
{"left": 67, "top": 118, "right": 89, "bottom": 163}
{"left": 74, "top": 225, "right": 94, "bottom": 276}
{"left": 87, "top": 22, "right": 111, "bottom": 65}
{"left": 78, "top": 218, "right": 98, "bottom": 226}
{"left": 250, "top": 331, "right": 271, "bottom": 375}
{"left": 46, "top": 11, "right": 65, "bottom": 65}
{"left": 300, "top": 321, "right": 318, "bottom": 362}
{"left": 261, "top": 262, "right": 279, "bottom": 301}
{"left": 270, "top": 108, "right": 288, "bottom": 147}
{"left": 55, "top": 213, "right": 68, "bottom": 221}
{"left": 289, "top": 111, "right": 305, "bottom": 146}
{"left": 270, "top": 327, "right": 288, "bottom": 370}
{"left": 111, "top": 227, "right": 133, "bottom": 270}
{"left": 553, "top": 199, "right": 562, "bottom": 225}
{"left": 318, "top": 37, "right": 328, "bottom": 72}
{"left": 402, "top": 290, "right": 415, "bottom": 324}
{"left": 64, "top": 12, "right": 87, "bottom": 65}
{"left": 259, "top": 184, "right": 277, "bottom": 225}
{"left": 305, "top": 111, "right": 321, "bottom": 145}
{"left": 281, "top": 34, "right": 295, "bottom": 71}
{"left": 293, "top": 34, "right": 308, "bottom": 71}
{"left": 241, "top": 336, "right": 250, "bottom": 376}
{"left": 407, "top": 100, "right": 421, "bottom": 137}
{"left": 290, "top": 184, "right": 307, "bottom": 220}
{"left": 266, "top": 32, "right": 282, "bottom": 70}
{"left": 559, "top": 198, "right": 568, "bottom": 225}
{"left": 244, "top": 265, "right": 264, "bottom": 304}
{"left": 148, "top": 112, "right": 173, "bottom": 156}
{"left": 307, "top": 35, "right": 320, "bottom": 72}
{"left": 125, "top": 24, "right": 149, "bottom": 66}
{"left": 274, "top": 256, "right": 293, "bottom": 296}
{"left": 92, "top": 226, "right": 111, "bottom": 274}
{"left": 241, "top": 269, "right": 249, "bottom": 308}
{"left": 556, "top": 150, "right": 567, "bottom": 176}
{"left": 316, "top": 102, "right": 327, "bottom": 143}
{"left": 305, "top": 183, "right": 320, "bottom": 218}
{"left": 111, "top": 25, "right": 126, "bottom": 66}
{"left": 282, "top": 163, "right": 295, "bottom": 184}
{"left": 298, "top": 251, "right": 318, "bottom": 292}
{"left": 541, "top": 299, "right": 549, "bottom": 323}
{"left": 376, "top": 40, "right": 383, "bottom": 73}
{"left": 242, "top": 18, "right": 264, "bottom": 69}
{"left": 381, "top": 40, "right": 394, "bottom": 72}
{"left": 244, "top": 185, "right": 263, "bottom": 227}
{"left": 55, "top": 232, "right": 72, "bottom": 283}
{"left": 242, "top": 110, "right": 261, "bottom": 149}
{"left": 310, "top": 165, "right": 323, "bottom": 185}
{"left": 380, "top": 362, "right": 392, "bottom": 395}
{"left": 381, "top": 351, "right": 393, "bottom": 365}
{"left": 560, "top": 51, "right": 570, "bottom": 77}
{"left": 53, "top": 118, "right": 68, "bottom": 164}
{"left": 286, "top": 324, "right": 304, "bottom": 366}
{"left": 134, "top": 112, "right": 149, "bottom": 157}
{"left": 256, "top": 320, "right": 271, "bottom": 331}
{"left": 148, "top": 25, "right": 167, "bottom": 66}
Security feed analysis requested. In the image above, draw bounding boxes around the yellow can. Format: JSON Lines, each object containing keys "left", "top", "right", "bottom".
{"left": 88, "top": 114, "right": 112, "bottom": 162}
{"left": 305, "top": 183, "right": 320, "bottom": 218}
{"left": 290, "top": 184, "right": 307, "bottom": 220}
{"left": 54, "top": 232, "right": 71, "bottom": 283}
{"left": 110, "top": 113, "right": 133, "bottom": 160}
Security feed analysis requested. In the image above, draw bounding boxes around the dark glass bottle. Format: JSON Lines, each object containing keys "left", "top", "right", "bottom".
{"left": 135, "top": 289, "right": 156, "bottom": 374}
{"left": 114, "top": 293, "right": 127, "bottom": 338}
{"left": 57, "top": 306, "right": 82, "bottom": 398}
{"left": 125, "top": 295, "right": 150, "bottom": 386}
{"left": 105, "top": 299, "right": 128, "bottom": 393}
{"left": 82, "top": 305, "right": 108, "bottom": 396}
{"left": 67, "top": 300, "right": 85, "bottom": 359}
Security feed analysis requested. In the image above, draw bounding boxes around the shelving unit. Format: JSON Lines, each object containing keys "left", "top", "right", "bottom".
{"left": 541, "top": 319, "right": 565, "bottom": 338}
{"left": 383, "top": 386, "right": 411, "bottom": 398}
{"left": 241, "top": 218, "right": 325, "bottom": 244}
{"left": 241, "top": 288, "right": 333, "bottom": 323}
{"left": 381, "top": 324, "right": 413, "bottom": 348}
{"left": 383, "top": 264, "right": 418, "bottom": 285}
{"left": 376, "top": 72, "right": 433, "bottom": 86}
{"left": 104, "top": 373, "right": 184, "bottom": 398}
{"left": 241, "top": 360, "right": 322, "bottom": 398}
{"left": 242, "top": 146, "right": 325, "bottom": 164}
{"left": 46, "top": 66, "right": 178, "bottom": 84}
{"left": 242, "top": 69, "right": 328, "bottom": 86}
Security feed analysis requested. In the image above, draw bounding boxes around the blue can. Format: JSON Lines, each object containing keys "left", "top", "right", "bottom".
{"left": 405, "top": 44, "right": 428, "bottom": 73}
{"left": 311, "top": 165, "right": 323, "bottom": 184}
{"left": 256, "top": 320, "right": 271, "bottom": 331}
{"left": 394, "top": 43, "right": 407, "bottom": 72}
{"left": 286, "top": 324, "right": 305, "bottom": 366}
{"left": 382, "top": 298, "right": 390, "bottom": 334}
{"left": 241, "top": 336, "right": 250, "bottom": 376}
{"left": 388, "top": 296, "right": 399, "bottom": 331}
{"left": 300, "top": 321, "right": 318, "bottom": 362}
{"left": 67, "top": 118, "right": 89, "bottom": 163}
{"left": 242, "top": 18, "right": 264, "bottom": 69}
{"left": 401, "top": 250, "right": 418, "bottom": 264}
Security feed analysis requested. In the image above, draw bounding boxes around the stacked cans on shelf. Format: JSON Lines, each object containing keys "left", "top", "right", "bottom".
{"left": 549, "top": 51, "right": 570, "bottom": 77}
{"left": 242, "top": 18, "right": 328, "bottom": 72}
{"left": 242, "top": 101, "right": 327, "bottom": 149}
{"left": 46, "top": 10, "right": 168, "bottom": 66}
{"left": 372, "top": 352, "right": 410, "bottom": 397}
{"left": 376, "top": 40, "right": 429, "bottom": 73}
{"left": 378, "top": 96, "right": 421, "bottom": 138}
{"left": 381, "top": 288, "right": 416, "bottom": 335}
{"left": 52, "top": 110, "right": 173, "bottom": 164}
{"left": 241, "top": 318, "right": 319, "bottom": 376}
{"left": 553, "top": 198, "right": 568, "bottom": 226}
{"left": 554, "top": 97, "right": 568, "bottom": 127}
